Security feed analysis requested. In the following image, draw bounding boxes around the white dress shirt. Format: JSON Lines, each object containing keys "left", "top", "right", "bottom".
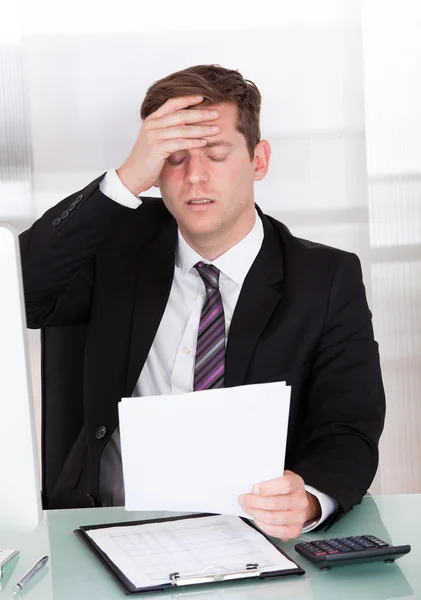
{"left": 98, "top": 168, "right": 337, "bottom": 531}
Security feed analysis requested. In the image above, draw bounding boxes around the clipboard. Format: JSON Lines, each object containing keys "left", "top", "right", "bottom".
{"left": 74, "top": 513, "right": 305, "bottom": 595}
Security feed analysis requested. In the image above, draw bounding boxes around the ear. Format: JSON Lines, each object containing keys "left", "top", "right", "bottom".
{"left": 253, "top": 140, "right": 271, "bottom": 181}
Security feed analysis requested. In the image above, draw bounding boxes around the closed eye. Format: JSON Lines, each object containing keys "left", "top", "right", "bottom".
{"left": 167, "top": 157, "right": 185, "bottom": 166}
{"left": 167, "top": 155, "right": 228, "bottom": 166}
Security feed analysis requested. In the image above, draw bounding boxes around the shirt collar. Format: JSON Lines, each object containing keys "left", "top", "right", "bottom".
{"left": 176, "top": 210, "right": 264, "bottom": 285}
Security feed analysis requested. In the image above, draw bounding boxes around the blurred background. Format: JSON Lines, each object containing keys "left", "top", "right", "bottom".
{"left": 1, "top": 0, "right": 420, "bottom": 495}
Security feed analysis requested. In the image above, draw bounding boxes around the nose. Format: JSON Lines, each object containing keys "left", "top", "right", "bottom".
{"left": 184, "top": 154, "right": 209, "bottom": 185}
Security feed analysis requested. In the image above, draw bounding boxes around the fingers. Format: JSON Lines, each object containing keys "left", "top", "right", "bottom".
{"left": 254, "top": 521, "right": 304, "bottom": 542}
{"left": 154, "top": 123, "right": 219, "bottom": 142}
{"left": 118, "top": 95, "right": 219, "bottom": 195}
{"left": 252, "top": 473, "right": 304, "bottom": 497}
{"left": 152, "top": 95, "right": 205, "bottom": 119}
{"left": 237, "top": 472, "right": 311, "bottom": 541}
{"left": 151, "top": 108, "right": 220, "bottom": 129}
{"left": 144, "top": 98, "right": 220, "bottom": 148}
{"left": 244, "top": 506, "right": 307, "bottom": 528}
{"left": 242, "top": 498, "right": 307, "bottom": 541}
{"left": 240, "top": 492, "right": 308, "bottom": 512}
{"left": 158, "top": 138, "right": 209, "bottom": 154}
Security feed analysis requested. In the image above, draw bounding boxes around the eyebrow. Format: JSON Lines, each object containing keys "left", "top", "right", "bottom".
{"left": 169, "top": 140, "right": 234, "bottom": 158}
{"left": 205, "top": 140, "right": 233, "bottom": 149}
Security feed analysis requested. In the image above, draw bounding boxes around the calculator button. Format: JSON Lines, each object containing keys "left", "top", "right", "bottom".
{"left": 314, "top": 542, "right": 330, "bottom": 547}
{"left": 348, "top": 542, "right": 364, "bottom": 550}
{"left": 349, "top": 537, "right": 364, "bottom": 544}
{"left": 300, "top": 543, "right": 316, "bottom": 550}
{"left": 364, "top": 535, "right": 389, "bottom": 547}
{"left": 359, "top": 539, "right": 377, "bottom": 548}
{"left": 334, "top": 543, "right": 353, "bottom": 552}
{"left": 308, "top": 545, "right": 326, "bottom": 555}
{"left": 298, "top": 544, "right": 327, "bottom": 557}
{"left": 313, "top": 543, "right": 333, "bottom": 552}
{"left": 337, "top": 538, "right": 354, "bottom": 546}
{"left": 309, "top": 548, "right": 328, "bottom": 556}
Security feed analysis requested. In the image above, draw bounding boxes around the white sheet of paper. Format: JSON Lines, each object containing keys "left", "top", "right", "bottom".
{"left": 119, "top": 381, "right": 291, "bottom": 516}
{"left": 86, "top": 514, "right": 297, "bottom": 589}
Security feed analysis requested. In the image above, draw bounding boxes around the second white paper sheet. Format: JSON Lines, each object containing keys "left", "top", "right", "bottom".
{"left": 119, "top": 381, "right": 291, "bottom": 516}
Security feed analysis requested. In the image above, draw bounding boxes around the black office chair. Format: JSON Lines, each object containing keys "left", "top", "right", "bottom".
{"left": 40, "top": 325, "right": 88, "bottom": 508}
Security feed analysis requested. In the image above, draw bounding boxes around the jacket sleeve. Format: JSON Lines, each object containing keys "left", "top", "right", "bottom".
{"left": 293, "top": 252, "right": 386, "bottom": 528}
{"left": 19, "top": 174, "right": 133, "bottom": 328}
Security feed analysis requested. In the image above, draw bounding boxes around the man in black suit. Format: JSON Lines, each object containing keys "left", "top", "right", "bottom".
{"left": 20, "top": 64, "right": 385, "bottom": 541}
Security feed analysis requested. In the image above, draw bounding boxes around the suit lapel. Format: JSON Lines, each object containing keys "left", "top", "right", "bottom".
{"left": 124, "top": 207, "right": 284, "bottom": 394}
{"left": 225, "top": 210, "right": 284, "bottom": 387}
{"left": 124, "top": 218, "right": 178, "bottom": 396}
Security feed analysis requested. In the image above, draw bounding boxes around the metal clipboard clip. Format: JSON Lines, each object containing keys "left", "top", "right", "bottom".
{"left": 169, "top": 563, "right": 260, "bottom": 586}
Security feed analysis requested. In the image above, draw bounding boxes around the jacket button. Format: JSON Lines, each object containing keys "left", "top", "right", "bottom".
{"left": 68, "top": 202, "right": 76, "bottom": 211}
{"left": 75, "top": 193, "right": 83, "bottom": 204}
{"left": 96, "top": 426, "right": 107, "bottom": 440}
{"left": 86, "top": 494, "right": 97, "bottom": 507}
{"left": 61, "top": 209, "right": 69, "bottom": 219}
{"left": 52, "top": 217, "right": 61, "bottom": 226}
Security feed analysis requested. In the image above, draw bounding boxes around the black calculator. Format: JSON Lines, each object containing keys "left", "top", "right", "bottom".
{"left": 295, "top": 535, "right": 411, "bottom": 570}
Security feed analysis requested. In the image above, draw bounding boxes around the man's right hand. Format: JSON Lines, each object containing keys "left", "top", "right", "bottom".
{"left": 116, "top": 96, "right": 220, "bottom": 196}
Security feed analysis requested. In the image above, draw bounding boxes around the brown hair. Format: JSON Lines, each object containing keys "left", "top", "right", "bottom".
{"left": 140, "top": 64, "right": 261, "bottom": 160}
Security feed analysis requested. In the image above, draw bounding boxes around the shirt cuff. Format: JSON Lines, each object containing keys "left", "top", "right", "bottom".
{"left": 99, "top": 168, "right": 142, "bottom": 209}
{"left": 302, "top": 485, "right": 338, "bottom": 533}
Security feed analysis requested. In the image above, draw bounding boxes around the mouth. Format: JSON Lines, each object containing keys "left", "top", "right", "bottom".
{"left": 187, "top": 198, "right": 215, "bottom": 205}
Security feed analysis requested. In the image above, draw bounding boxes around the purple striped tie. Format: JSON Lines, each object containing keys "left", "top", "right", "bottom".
{"left": 193, "top": 262, "right": 225, "bottom": 391}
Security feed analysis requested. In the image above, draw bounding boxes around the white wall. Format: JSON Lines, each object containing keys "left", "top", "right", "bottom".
{"left": 362, "top": 0, "right": 421, "bottom": 494}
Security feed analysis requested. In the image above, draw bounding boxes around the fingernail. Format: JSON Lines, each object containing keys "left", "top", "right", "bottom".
{"left": 210, "top": 111, "right": 218, "bottom": 116}
{"left": 253, "top": 486, "right": 261, "bottom": 495}
{"left": 211, "top": 126, "right": 219, "bottom": 131}
{"left": 238, "top": 494, "right": 245, "bottom": 505}
{"left": 195, "top": 95, "right": 203, "bottom": 99}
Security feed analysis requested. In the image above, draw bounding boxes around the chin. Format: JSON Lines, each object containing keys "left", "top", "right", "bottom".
{"left": 186, "top": 225, "right": 218, "bottom": 238}
{"left": 182, "top": 214, "right": 219, "bottom": 232}
{"left": 184, "top": 221, "right": 220, "bottom": 239}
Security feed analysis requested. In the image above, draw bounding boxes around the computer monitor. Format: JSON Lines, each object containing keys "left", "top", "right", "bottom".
{"left": 0, "top": 223, "right": 42, "bottom": 531}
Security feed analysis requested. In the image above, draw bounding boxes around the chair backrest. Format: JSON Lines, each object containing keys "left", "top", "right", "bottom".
{"left": 41, "top": 325, "right": 88, "bottom": 507}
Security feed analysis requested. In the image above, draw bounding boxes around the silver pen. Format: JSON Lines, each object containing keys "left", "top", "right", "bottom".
{"left": 13, "top": 556, "right": 49, "bottom": 593}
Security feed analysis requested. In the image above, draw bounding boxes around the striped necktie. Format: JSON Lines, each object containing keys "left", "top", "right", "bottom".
{"left": 193, "top": 262, "right": 225, "bottom": 391}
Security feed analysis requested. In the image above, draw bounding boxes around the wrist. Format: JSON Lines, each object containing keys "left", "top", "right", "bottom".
{"left": 305, "top": 491, "right": 322, "bottom": 523}
{"left": 116, "top": 166, "right": 147, "bottom": 197}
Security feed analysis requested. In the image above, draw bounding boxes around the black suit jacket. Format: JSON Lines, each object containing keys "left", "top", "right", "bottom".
{"left": 20, "top": 174, "right": 385, "bottom": 528}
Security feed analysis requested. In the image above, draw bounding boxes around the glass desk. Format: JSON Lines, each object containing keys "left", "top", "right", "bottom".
{"left": 0, "top": 495, "right": 418, "bottom": 599}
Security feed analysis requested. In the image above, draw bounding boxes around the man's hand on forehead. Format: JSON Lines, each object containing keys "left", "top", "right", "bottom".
{"left": 117, "top": 96, "right": 220, "bottom": 195}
